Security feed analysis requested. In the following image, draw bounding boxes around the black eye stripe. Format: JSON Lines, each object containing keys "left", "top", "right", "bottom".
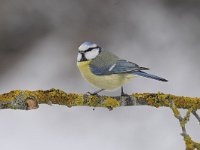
{"left": 78, "top": 46, "right": 101, "bottom": 53}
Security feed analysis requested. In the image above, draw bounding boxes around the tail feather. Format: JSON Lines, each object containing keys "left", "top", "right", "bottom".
{"left": 133, "top": 71, "right": 168, "bottom": 82}
{"left": 139, "top": 67, "right": 149, "bottom": 70}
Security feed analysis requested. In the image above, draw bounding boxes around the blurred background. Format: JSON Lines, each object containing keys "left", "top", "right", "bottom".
{"left": 0, "top": 0, "right": 199, "bottom": 149}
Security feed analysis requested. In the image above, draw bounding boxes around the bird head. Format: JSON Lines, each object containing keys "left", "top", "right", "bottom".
{"left": 77, "top": 42, "right": 102, "bottom": 62}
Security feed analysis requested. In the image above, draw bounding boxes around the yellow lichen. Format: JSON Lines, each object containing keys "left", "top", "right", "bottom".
{"left": 133, "top": 93, "right": 200, "bottom": 109}
{"left": 66, "top": 93, "right": 84, "bottom": 106}
{"left": 184, "top": 135, "right": 197, "bottom": 150}
{"left": 0, "top": 89, "right": 200, "bottom": 149}
{"left": 172, "top": 107, "right": 181, "bottom": 118}
{"left": 87, "top": 95, "right": 100, "bottom": 107}
{"left": 102, "top": 97, "right": 120, "bottom": 109}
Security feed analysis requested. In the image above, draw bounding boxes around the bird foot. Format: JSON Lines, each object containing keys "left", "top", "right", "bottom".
{"left": 121, "top": 92, "right": 134, "bottom": 106}
{"left": 87, "top": 89, "right": 104, "bottom": 96}
{"left": 121, "top": 93, "right": 130, "bottom": 97}
{"left": 86, "top": 92, "right": 100, "bottom": 96}
{"left": 86, "top": 92, "right": 101, "bottom": 111}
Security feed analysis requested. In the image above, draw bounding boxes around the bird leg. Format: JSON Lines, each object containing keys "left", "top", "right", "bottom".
{"left": 121, "top": 86, "right": 129, "bottom": 96}
{"left": 121, "top": 86, "right": 133, "bottom": 105}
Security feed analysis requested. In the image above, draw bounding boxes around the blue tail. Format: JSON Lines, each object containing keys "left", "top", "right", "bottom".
{"left": 133, "top": 71, "right": 168, "bottom": 82}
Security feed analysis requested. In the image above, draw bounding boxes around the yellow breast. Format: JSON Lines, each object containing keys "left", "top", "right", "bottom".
{"left": 77, "top": 61, "right": 134, "bottom": 90}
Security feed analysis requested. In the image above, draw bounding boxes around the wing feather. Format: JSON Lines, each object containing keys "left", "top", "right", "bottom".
{"left": 90, "top": 59, "right": 148, "bottom": 75}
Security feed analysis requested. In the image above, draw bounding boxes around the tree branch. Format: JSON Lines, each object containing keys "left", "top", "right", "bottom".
{"left": 0, "top": 88, "right": 200, "bottom": 149}
{"left": 168, "top": 99, "right": 200, "bottom": 150}
{"left": 0, "top": 89, "right": 199, "bottom": 110}
{"left": 192, "top": 111, "right": 200, "bottom": 125}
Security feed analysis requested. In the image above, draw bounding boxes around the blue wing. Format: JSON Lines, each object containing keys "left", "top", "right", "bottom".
{"left": 90, "top": 59, "right": 168, "bottom": 82}
{"left": 90, "top": 59, "right": 148, "bottom": 75}
{"left": 90, "top": 58, "right": 168, "bottom": 82}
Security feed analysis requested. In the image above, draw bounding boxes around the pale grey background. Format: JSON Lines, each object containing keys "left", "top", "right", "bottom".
{"left": 0, "top": 0, "right": 199, "bottom": 149}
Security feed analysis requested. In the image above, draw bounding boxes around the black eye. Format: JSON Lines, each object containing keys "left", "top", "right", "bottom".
{"left": 78, "top": 48, "right": 93, "bottom": 53}
{"left": 84, "top": 47, "right": 95, "bottom": 52}
{"left": 85, "top": 46, "right": 101, "bottom": 52}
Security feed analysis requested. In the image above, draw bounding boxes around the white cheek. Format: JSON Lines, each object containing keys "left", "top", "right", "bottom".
{"left": 77, "top": 53, "right": 82, "bottom": 61}
{"left": 85, "top": 49, "right": 99, "bottom": 60}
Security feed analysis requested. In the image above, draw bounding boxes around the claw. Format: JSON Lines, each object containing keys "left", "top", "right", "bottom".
{"left": 86, "top": 89, "right": 104, "bottom": 96}
{"left": 121, "top": 93, "right": 130, "bottom": 97}
{"left": 87, "top": 92, "right": 99, "bottom": 96}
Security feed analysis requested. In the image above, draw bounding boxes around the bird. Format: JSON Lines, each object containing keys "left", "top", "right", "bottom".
{"left": 77, "top": 41, "right": 168, "bottom": 96}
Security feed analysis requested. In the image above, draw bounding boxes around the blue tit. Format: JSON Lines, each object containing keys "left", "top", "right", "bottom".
{"left": 77, "top": 41, "right": 168, "bottom": 96}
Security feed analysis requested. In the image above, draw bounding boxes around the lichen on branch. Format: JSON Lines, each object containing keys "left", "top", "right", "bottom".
{"left": 168, "top": 99, "right": 200, "bottom": 150}
{"left": 0, "top": 88, "right": 199, "bottom": 110}
{"left": 0, "top": 88, "right": 200, "bottom": 149}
